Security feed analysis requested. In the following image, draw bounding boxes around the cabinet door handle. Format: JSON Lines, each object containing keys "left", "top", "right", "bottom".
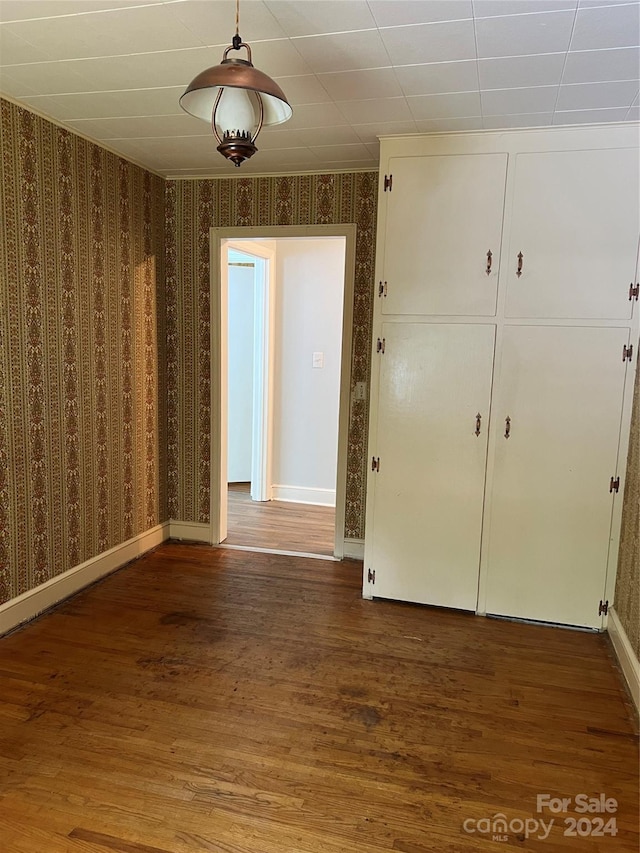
{"left": 485, "top": 250, "right": 492, "bottom": 276}
{"left": 475, "top": 413, "right": 482, "bottom": 436}
{"left": 504, "top": 416, "right": 511, "bottom": 439}
{"left": 516, "top": 252, "right": 524, "bottom": 278}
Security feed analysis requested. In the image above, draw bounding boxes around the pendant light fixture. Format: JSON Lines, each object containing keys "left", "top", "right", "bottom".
{"left": 179, "top": 0, "right": 292, "bottom": 167}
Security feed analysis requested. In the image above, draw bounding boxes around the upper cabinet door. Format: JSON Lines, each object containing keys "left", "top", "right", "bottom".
{"left": 505, "top": 149, "right": 640, "bottom": 320}
{"left": 382, "top": 154, "right": 508, "bottom": 316}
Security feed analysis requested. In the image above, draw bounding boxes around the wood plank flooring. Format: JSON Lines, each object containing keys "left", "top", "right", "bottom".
{"left": 225, "top": 483, "right": 335, "bottom": 556}
{"left": 0, "top": 543, "right": 638, "bottom": 853}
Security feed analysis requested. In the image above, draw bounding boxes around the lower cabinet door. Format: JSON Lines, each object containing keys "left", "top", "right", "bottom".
{"left": 484, "top": 325, "right": 629, "bottom": 628}
{"left": 367, "top": 323, "right": 495, "bottom": 610}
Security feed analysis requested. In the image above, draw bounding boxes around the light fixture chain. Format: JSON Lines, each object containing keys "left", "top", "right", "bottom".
{"left": 235, "top": 0, "right": 240, "bottom": 37}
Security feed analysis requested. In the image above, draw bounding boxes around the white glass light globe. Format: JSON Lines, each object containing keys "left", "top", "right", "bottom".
{"left": 214, "top": 86, "right": 258, "bottom": 138}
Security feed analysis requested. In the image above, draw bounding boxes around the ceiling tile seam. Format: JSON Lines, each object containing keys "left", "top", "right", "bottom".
{"left": 552, "top": 4, "right": 581, "bottom": 118}
{"left": 552, "top": 105, "right": 637, "bottom": 114}
{"left": 0, "top": 2, "right": 172, "bottom": 25}
{"left": 0, "top": 40, "right": 279, "bottom": 68}
{"left": 470, "top": 1, "right": 484, "bottom": 128}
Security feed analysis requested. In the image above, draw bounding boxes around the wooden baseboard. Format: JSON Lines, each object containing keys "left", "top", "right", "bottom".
{"left": 271, "top": 485, "right": 336, "bottom": 506}
{"left": 607, "top": 606, "right": 640, "bottom": 713}
{"left": 0, "top": 522, "right": 170, "bottom": 637}
{"left": 169, "top": 521, "right": 212, "bottom": 543}
{"left": 342, "top": 538, "right": 364, "bottom": 560}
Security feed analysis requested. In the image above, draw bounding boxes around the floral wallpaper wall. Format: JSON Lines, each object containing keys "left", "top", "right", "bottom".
{"left": 615, "top": 355, "right": 639, "bottom": 659}
{"left": 164, "top": 173, "right": 377, "bottom": 539}
{"left": 0, "top": 98, "right": 166, "bottom": 606}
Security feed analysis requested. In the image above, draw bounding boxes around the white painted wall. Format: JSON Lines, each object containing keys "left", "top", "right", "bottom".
{"left": 272, "top": 238, "right": 345, "bottom": 506}
{"left": 227, "top": 258, "right": 254, "bottom": 482}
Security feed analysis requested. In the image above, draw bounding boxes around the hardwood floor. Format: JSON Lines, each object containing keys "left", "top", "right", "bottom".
{"left": 225, "top": 482, "right": 335, "bottom": 556}
{"left": 0, "top": 542, "right": 638, "bottom": 853}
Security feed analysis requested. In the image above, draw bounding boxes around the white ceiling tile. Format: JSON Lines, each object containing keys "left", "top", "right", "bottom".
{"left": 0, "top": 60, "right": 100, "bottom": 95}
{"left": 232, "top": 38, "right": 313, "bottom": 78}
{"left": 352, "top": 119, "right": 420, "bottom": 142}
{"left": 291, "top": 29, "right": 390, "bottom": 73}
{"left": 562, "top": 47, "right": 640, "bottom": 83}
{"left": 168, "top": 0, "right": 287, "bottom": 43}
{"left": 85, "top": 135, "right": 157, "bottom": 162}
{"left": 246, "top": 128, "right": 306, "bottom": 149}
{"left": 473, "top": 0, "right": 577, "bottom": 16}
{"left": 165, "top": 167, "right": 228, "bottom": 177}
{"left": 369, "top": 0, "right": 473, "bottom": 27}
{"left": 579, "top": 0, "right": 640, "bottom": 6}
{"left": 415, "top": 115, "right": 484, "bottom": 130}
{"left": 556, "top": 79, "right": 639, "bottom": 109}
{"left": 570, "top": 3, "right": 640, "bottom": 50}
{"left": 631, "top": 90, "right": 639, "bottom": 105}
{"left": 482, "top": 84, "right": 558, "bottom": 114}
{"left": 395, "top": 60, "right": 478, "bottom": 95}
{"left": 308, "top": 142, "right": 372, "bottom": 160}
{"left": 10, "top": 93, "right": 79, "bottom": 120}
{"left": 626, "top": 105, "right": 640, "bottom": 119}
{"left": 45, "top": 47, "right": 217, "bottom": 93}
{"left": 112, "top": 135, "right": 227, "bottom": 168}
{"left": 306, "top": 158, "right": 377, "bottom": 170}
{"left": 478, "top": 53, "right": 566, "bottom": 89}
{"left": 0, "top": 1, "right": 141, "bottom": 21}
{"left": 335, "top": 95, "right": 412, "bottom": 123}
{"left": 380, "top": 19, "right": 477, "bottom": 65}
{"left": 483, "top": 111, "right": 554, "bottom": 127}
{"left": 242, "top": 146, "right": 321, "bottom": 167}
{"left": 408, "top": 90, "right": 482, "bottom": 118}
{"left": 273, "top": 74, "right": 333, "bottom": 105}
{"left": 0, "top": 26, "right": 51, "bottom": 64}
{"left": 1, "top": 5, "right": 206, "bottom": 62}
{"left": 284, "top": 124, "right": 363, "bottom": 145}
{"left": 284, "top": 101, "right": 349, "bottom": 128}
{"left": 20, "top": 86, "right": 186, "bottom": 120}
{"left": 0, "top": 69, "right": 39, "bottom": 97}
{"left": 264, "top": 1, "right": 376, "bottom": 36}
{"left": 475, "top": 10, "right": 576, "bottom": 57}
{"left": 553, "top": 106, "right": 632, "bottom": 122}
{"left": 317, "top": 68, "right": 403, "bottom": 100}
{"left": 64, "top": 112, "right": 208, "bottom": 139}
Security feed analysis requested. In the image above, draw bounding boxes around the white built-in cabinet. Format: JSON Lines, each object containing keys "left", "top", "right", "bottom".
{"left": 364, "top": 126, "right": 640, "bottom": 630}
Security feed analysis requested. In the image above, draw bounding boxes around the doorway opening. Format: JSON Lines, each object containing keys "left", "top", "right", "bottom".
{"left": 210, "top": 225, "right": 356, "bottom": 559}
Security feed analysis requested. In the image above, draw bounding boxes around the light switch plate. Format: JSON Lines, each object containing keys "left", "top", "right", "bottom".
{"left": 312, "top": 352, "right": 324, "bottom": 369}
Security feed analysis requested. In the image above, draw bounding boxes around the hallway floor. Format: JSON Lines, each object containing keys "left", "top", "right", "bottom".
{"left": 224, "top": 482, "right": 335, "bottom": 556}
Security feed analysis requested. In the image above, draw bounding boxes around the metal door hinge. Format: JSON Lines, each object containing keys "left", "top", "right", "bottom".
{"left": 376, "top": 337, "right": 386, "bottom": 354}
{"left": 623, "top": 344, "right": 633, "bottom": 362}
{"left": 629, "top": 283, "right": 639, "bottom": 301}
{"left": 609, "top": 476, "right": 620, "bottom": 493}
{"left": 368, "top": 568, "right": 376, "bottom": 584}
{"left": 378, "top": 281, "right": 387, "bottom": 298}
{"left": 371, "top": 456, "right": 380, "bottom": 472}
{"left": 384, "top": 174, "right": 393, "bottom": 192}
{"left": 599, "top": 600, "right": 609, "bottom": 616}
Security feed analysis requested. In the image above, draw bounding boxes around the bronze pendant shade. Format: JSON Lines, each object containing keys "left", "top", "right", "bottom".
{"left": 180, "top": 36, "right": 292, "bottom": 167}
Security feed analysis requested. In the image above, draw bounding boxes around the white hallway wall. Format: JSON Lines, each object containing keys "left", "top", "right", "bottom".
{"left": 228, "top": 236, "right": 345, "bottom": 506}
{"left": 272, "top": 237, "right": 345, "bottom": 506}
{"left": 227, "top": 258, "right": 255, "bottom": 483}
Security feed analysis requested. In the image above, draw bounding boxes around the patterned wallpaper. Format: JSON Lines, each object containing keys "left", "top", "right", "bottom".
{"left": 164, "top": 173, "right": 377, "bottom": 538}
{"left": 615, "top": 355, "right": 639, "bottom": 659}
{"left": 0, "top": 99, "right": 166, "bottom": 606}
